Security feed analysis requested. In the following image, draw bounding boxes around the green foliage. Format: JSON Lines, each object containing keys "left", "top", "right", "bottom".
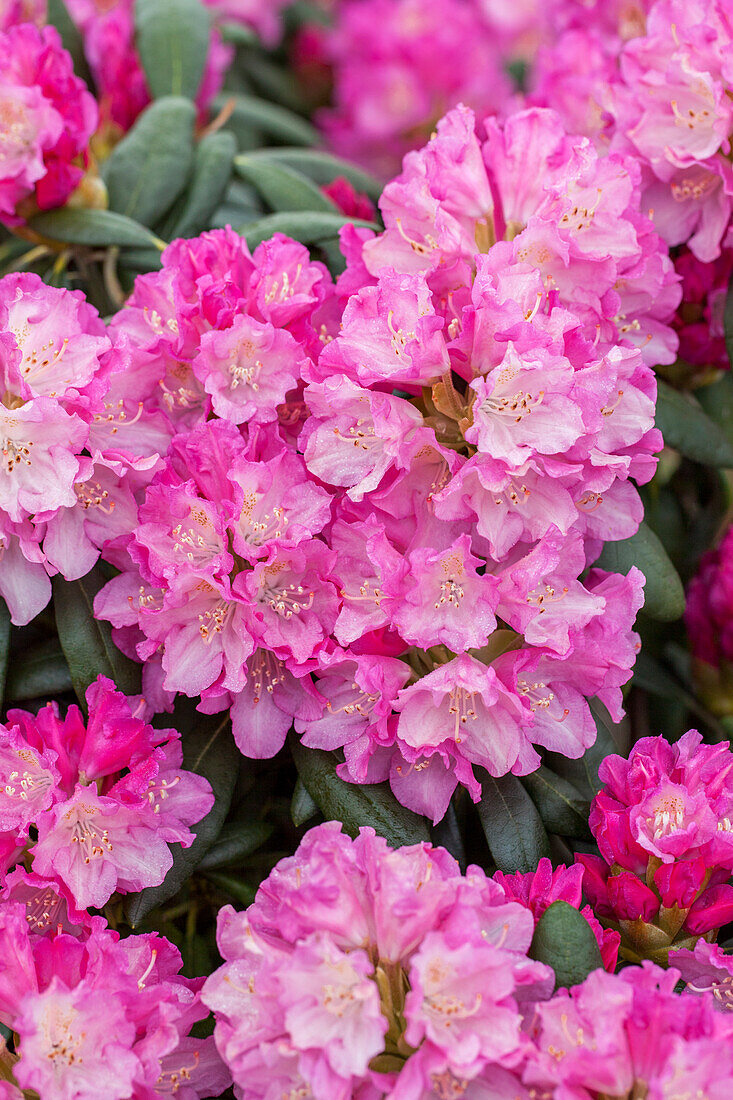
{"left": 529, "top": 901, "right": 604, "bottom": 990}
{"left": 289, "top": 735, "right": 430, "bottom": 847}
{"left": 477, "top": 772, "right": 551, "bottom": 872}
{"left": 135, "top": 0, "right": 211, "bottom": 101}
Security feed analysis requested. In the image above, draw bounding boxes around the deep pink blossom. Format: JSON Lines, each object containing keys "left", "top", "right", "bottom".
{"left": 0, "top": 22, "right": 96, "bottom": 223}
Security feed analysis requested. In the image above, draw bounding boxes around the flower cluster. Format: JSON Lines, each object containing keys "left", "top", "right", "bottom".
{"left": 0, "top": 272, "right": 157, "bottom": 625}
{"left": 578, "top": 730, "right": 733, "bottom": 962}
{"left": 531, "top": 0, "right": 733, "bottom": 374}
{"left": 686, "top": 524, "right": 733, "bottom": 715}
{"left": 0, "top": 901, "right": 231, "bottom": 1098}
{"left": 202, "top": 822, "right": 553, "bottom": 1098}
{"left": 203, "top": 822, "right": 733, "bottom": 1099}
{"left": 90, "top": 105, "right": 672, "bottom": 825}
{"left": 0, "top": 21, "right": 96, "bottom": 224}
{"left": 316, "top": 0, "right": 516, "bottom": 177}
{"left": 0, "top": 674, "right": 212, "bottom": 911}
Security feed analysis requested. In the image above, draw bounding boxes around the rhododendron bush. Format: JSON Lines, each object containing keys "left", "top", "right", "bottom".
{"left": 4, "top": 0, "right": 733, "bottom": 1096}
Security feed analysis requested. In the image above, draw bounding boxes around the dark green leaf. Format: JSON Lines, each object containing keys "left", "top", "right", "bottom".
{"left": 102, "top": 97, "right": 196, "bottom": 227}
{"left": 215, "top": 93, "right": 318, "bottom": 146}
{"left": 29, "top": 208, "right": 162, "bottom": 249}
{"left": 476, "top": 772, "right": 551, "bottom": 873}
{"left": 291, "top": 776, "right": 319, "bottom": 827}
{"left": 198, "top": 821, "right": 273, "bottom": 869}
{"left": 697, "top": 371, "right": 733, "bottom": 444}
{"left": 632, "top": 651, "right": 729, "bottom": 741}
{"left": 430, "top": 802, "right": 466, "bottom": 869}
{"left": 244, "top": 148, "right": 383, "bottom": 201}
{"left": 135, "top": 0, "right": 211, "bottom": 101}
{"left": 529, "top": 900, "right": 603, "bottom": 990}
{"left": 126, "top": 707, "right": 240, "bottom": 925}
{"left": 47, "top": 0, "right": 94, "bottom": 87}
{"left": 218, "top": 21, "right": 258, "bottom": 47}
{"left": 655, "top": 378, "right": 733, "bottom": 467}
{"left": 234, "top": 155, "right": 337, "bottom": 214}
{"left": 203, "top": 870, "right": 256, "bottom": 907}
{"left": 289, "top": 735, "right": 430, "bottom": 848}
{"left": 161, "top": 130, "right": 236, "bottom": 240}
{"left": 595, "top": 521, "right": 684, "bottom": 622}
{"left": 0, "top": 600, "right": 10, "bottom": 714}
{"left": 117, "top": 247, "right": 164, "bottom": 272}
{"left": 521, "top": 766, "right": 591, "bottom": 839}
{"left": 53, "top": 568, "right": 141, "bottom": 707}
{"left": 240, "top": 211, "right": 380, "bottom": 251}
{"left": 5, "top": 642, "right": 71, "bottom": 703}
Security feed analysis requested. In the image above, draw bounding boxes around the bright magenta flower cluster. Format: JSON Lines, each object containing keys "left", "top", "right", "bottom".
{"left": 203, "top": 821, "right": 733, "bottom": 1099}
{"left": 0, "top": 675, "right": 212, "bottom": 912}
{"left": 0, "top": 902, "right": 231, "bottom": 1098}
{"left": 78, "top": 105, "right": 678, "bottom": 822}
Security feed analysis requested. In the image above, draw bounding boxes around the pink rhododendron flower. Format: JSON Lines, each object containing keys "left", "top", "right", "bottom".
{"left": 0, "top": 675, "right": 212, "bottom": 910}
{"left": 579, "top": 730, "right": 733, "bottom": 961}
{"left": 0, "top": 22, "right": 96, "bottom": 224}
{"left": 0, "top": 903, "right": 230, "bottom": 1098}
{"left": 203, "top": 823, "right": 554, "bottom": 1097}
{"left": 91, "top": 180, "right": 652, "bottom": 822}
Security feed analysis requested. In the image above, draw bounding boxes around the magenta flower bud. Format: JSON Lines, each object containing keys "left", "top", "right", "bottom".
{"left": 685, "top": 884, "right": 733, "bottom": 935}
{"left": 607, "top": 872, "right": 660, "bottom": 923}
{"left": 654, "top": 857, "right": 707, "bottom": 910}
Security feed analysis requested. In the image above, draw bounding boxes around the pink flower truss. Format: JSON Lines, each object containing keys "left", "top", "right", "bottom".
{"left": 532, "top": 0, "right": 733, "bottom": 372}
{"left": 0, "top": 902, "right": 230, "bottom": 1099}
{"left": 92, "top": 120, "right": 658, "bottom": 822}
{"left": 0, "top": 272, "right": 156, "bottom": 625}
{"left": 686, "top": 523, "right": 733, "bottom": 669}
{"left": 317, "top": 0, "right": 515, "bottom": 177}
{"left": 202, "top": 823, "right": 554, "bottom": 1099}
{"left": 0, "top": 22, "right": 96, "bottom": 224}
{"left": 0, "top": 0, "right": 46, "bottom": 30}
{"left": 0, "top": 675, "right": 212, "bottom": 911}
{"left": 578, "top": 731, "right": 733, "bottom": 949}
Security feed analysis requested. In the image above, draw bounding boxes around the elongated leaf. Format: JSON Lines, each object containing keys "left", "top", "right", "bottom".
{"left": 135, "top": 0, "right": 211, "bottom": 101}
{"left": 289, "top": 735, "right": 430, "bottom": 848}
{"left": 117, "top": 247, "right": 164, "bottom": 272}
{"left": 103, "top": 97, "right": 196, "bottom": 227}
{"left": 291, "top": 776, "right": 319, "bottom": 827}
{"left": 29, "top": 208, "right": 162, "bottom": 249}
{"left": 198, "top": 821, "right": 272, "bottom": 870}
{"left": 655, "top": 378, "right": 733, "bottom": 467}
{"left": 203, "top": 870, "right": 256, "bottom": 907}
{"left": 215, "top": 93, "right": 318, "bottom": 147}
{"left": 53, "top": 568, "right": 141, "bottom": 707}
{"left": 477, "top": 772, "right": 550, "bottom": 873}
{"left": 430, "top": 803, "right": 467, "bottom": 869}
{"left": 529, "top": 900, "right": 603, "bottom": 990}
{"left": 522, "top": 766, "right": 591, "bottom": 839}
{"left": 240, "top": 211, "right": 380, "bottom": 251}
{"left": 697, "top": 371, "right": 733, "bottom": 444}
{"left": 47, "top": 0, "right": 94, "bottom": 87}
{"left": 5, "top": 642, "right": 71, "bottom": 704}
{"left": 126, "top": 706, "right": 240, "bottom": 925}
{"left": 244, "top": 147, "right": 383, "bottom": 201}
{"left": 235, "top": 155, "right": 337, "bottom": 214}
{"left": 0, "top": 600, "right": 9, "bottom": 714}
{"left": 162, "top": 130, "right": 236, "bottom": 240}
{"left": 595, "top": 521, "right": 684, "bottom": 622}
{"left": 634, "top": 650, "right": 729, "bottom": 741}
